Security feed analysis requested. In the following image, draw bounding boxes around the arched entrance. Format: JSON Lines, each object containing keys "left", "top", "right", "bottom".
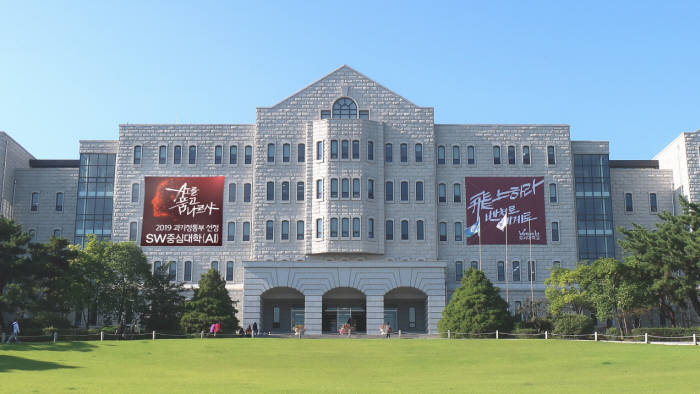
{"left": 322, "top": 287, "right": 366, "bottom": 333}
{"left": 384, "top": 287, "right": 428, "bottom": 333}
{"left": 260, "top": 287, "right": 305, "bottom": 333}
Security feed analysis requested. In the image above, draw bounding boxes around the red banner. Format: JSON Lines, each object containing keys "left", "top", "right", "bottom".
{"left": 466, "top": 177, "right": 547, "bottom": 245}
{"left": 141, "top": 177, "right": 224, "bottom": 246}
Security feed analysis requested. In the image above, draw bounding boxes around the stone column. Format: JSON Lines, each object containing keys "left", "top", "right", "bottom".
{"left": 366, "top": 294, "right": 384, "bottom": 336}
{"left": 426, "top": 294, "right": 445, "bottom": 335}
{"left": 243, "top": 291, "right": 261, "bottom": 330}
{"left": 304, "top": 294, "right": 322, "bottom": 335}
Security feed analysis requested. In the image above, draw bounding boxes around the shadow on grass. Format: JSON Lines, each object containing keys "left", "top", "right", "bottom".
{"left": 0, "top": 341, "right": 96, "bottom": 352}
{"left": 0, "top": 354, "right": 78, "bottom": 372}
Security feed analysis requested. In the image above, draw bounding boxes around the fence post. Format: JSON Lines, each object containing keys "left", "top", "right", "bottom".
{"left": 200, "top": 330, "right": 204, "bottom": 339}
{"left": 447, "top": 330, "right": 451, "bottom": 339}
{"left": 594, "top": 331, "right": 598, "bottom": 342}
{"left": 496, "top": 330, "right": 499, "bottom": 339}
{"left": 100, "top": 331, "right": 104, "bottom": 341}
{"left": 693, "top": 333, "right": 697, "bottom": 346}
{"left": 545, "top": 331, "right": 548, "bottom": 340}
{"left": 644, "top": 332, "right": 648, "bottom": 344}
{"left": 152, "top": 330, "right": 156, "bottom": 341}
{"left": 53, "top": 332, "right": 57, "bottom": 343}
{"left": 399, "top": 330, "right": 402, "bottom": 339}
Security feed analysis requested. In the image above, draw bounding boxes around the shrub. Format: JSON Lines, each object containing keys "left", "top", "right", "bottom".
{"left": 604, "top": 327, "right": 622, "bottom": 339}
{"left": 553, "top": 314, "right": 595, "bottom": 335}
{"left": 510, "top": 328, "right": 542, "bottom": 339}
{"left": 518, "top": 317, "right": 553, "bottom": 332}
{"left": 101, "top": 325, "right": 118, "bottom": 333}
{"left": 42, "top": 326, "right": 59, "bottom": 336}
{"left": 630, "top": 327, "right": 700, "bottom": 338}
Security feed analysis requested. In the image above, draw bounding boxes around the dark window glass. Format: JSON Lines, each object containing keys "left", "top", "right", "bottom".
{"left": 283, "top": 144, "right": 290, "bottom": 162}
{"left": 456, "top": 261, "right": 463, "bottom": 282}
{"left": 174, "top": 145, "right": 182, "bottom": 164}
{"left": 385, "top": 181, "right": 393, "bottom": 201}
{"left": 297, "top": 182, "right": 304, "bottom": 201}
{"left": 415, "top": 143, "right": 423, "bottom": 162}
{"left": 331, "top": 178, "right": 338, "bottom": 198}
{"left": 352, "top": 140, "right": 359, "bottom": 159}
{"left": 470, "top": 261, "right": 478, "bottom": 269}
{"left": 267, "top": 182, "right": 275, "bottom": 201}
{"left": 227, "top": 222, "right": 235, "bottom": 241}
{"left": 528, "top": 261, "right": 536, "bottom": 281}
{"left": 353, "top": 178, "right": 360, "bottom": 198}
{"left": 131, "top": 183, "right": 139, "bottom": 203}
{"left": 342, "top": 218, "right": 349, "bottom": 237}
{"left": 243, "top": 183, "right": 251, "bottom": 202}
{"left": 331, "top": 140, "right": 338, "bottom": 159}
{"left": 316, "top": 218, "right": 323, "bottom": 238}
{"left": 367, "top": 141, "right": 374, "bottom": 160}
{"left": 368, "top": 179, "right": 374, "bottom": 199}
{"left": 416, "top": 181, "right": 424, "bottom": 201}
{"left": 129, "top": 222, "right": 138, "bottom": 241}
{"left": 548, "top": 146, "right": 556, "bottom": 165}
{"left": 650, "top": 193, "right": 658, "bottom": 212}
{"left": 298, "top": 143, "right": 305, "bottom": 162}
{"left": 230, "top": 145, "right": 238, "bottom": 164}
{"left": 467, "top": 146, "right": 475, "bottom": 165}
{"left": 512, "top": 261, "right": 520, "bottom": 281}
{"left": 321, "top": 110, "right": 331, "bottom": 119}
{"left": 316, "top": 179, "right": 324, "bottom": 199}
{"left": 416, "top": 220, "right": 424, "bottom": 240}
{"left": 522, "top": 146, "right": 530, "bottom": 165}
{"left": 341, "top": 179, "right": 349, "bottom": 198}
{"left": 226, "top": 261, "right": 234, "bottom": 281}
{"left": 316, "top": 141, "right": 323, "bottom": 160}
{"left": 353, "top": 218, "right": 360, "bottom": 238}
{"left": 400, "top": 181, "right": 408, "bottom": 201}
{"left": 455, "top": 222, "right": 462, "bottom": 241}
{"left": 438, "top": 183, "right": 446, "bottom": 203}
{"left": 266, "top": 220, "right": 274, "bottom": 240}
{"left": 550, "top": 183, "right": 558, "bottom": 203}
{"left": 508, "top": 146, "right": 515, "bottom": 165}
{"left": 282, "top": 220, "right": 289, "bottom": 240}
{"left": 159, "top": 145, "right": 167, "bottom": 164}
{"left": 282, "top": 182, "right": 289, "bottom": 201}
{"left": 400, "top": 143, "right": 408, "bottom": 162}
{"left": 385, "top": 143, "right": 392, "bottom": 162}
{"left": 245, "top": 145, "right": 252, "bottom": 164}
{"left": 368, "top": 218, "right": 374, "bottom": 239}
{"left": 228, "top": 183, "right": 236, "bottom": 202}
{"left": 401, "top": 220, "right": 409, "bottom": 240}
{"left": 332, "top": 98, "right": 357, "bottom": 118}
{"left": 330, "top": 218, "right": 338, "bottom": 237}
{"left": 497, "top": 261, "right": 505, "bottom": 281}
{"left": 625, "top": 193, "right": 633, "bottom": 212}
{"left": 188, "top": 145, "right": 197, "bottom": 164}
{"left": 453, "top": 183, "right": 461, "bottom": 203}
{"left": 453, "top": 146, "right": 460, "bottom": 165}
{"left": 133, "top": 146, "right": 141, "bottom": 164}
{"left": 385, "top": 220, "right": 393, "bottom": 240}
{"left": 439, "top": 222, "right": 447, "bottom": 241}
{"left": 168, "top": 262, "right": 176, "bottom": 281}
{"left": 359, "top": 110, "right": 369, "bottom": 119}
{"left": 267, "top": 143, "right": 275, "bottom": 163}
{"left": 243, "top": 222, "right": 250, "bottom": 241}
{"left": 215, "top": 145, "right": 223, "bottom": 164}
{"left": 437, "top": 146, "right": 445, "bottom": 164}
{"left": 493, "top": 146, "right": 501, "bottom": 164}
{"left": 552, "top": 222, "right": 560, "bottom": 242}
{"left": 184, "top": 261, "right": 192, "bottom": 281}
{"left": 341, "top": 140, "right": 349, "bottom": 159}
{"left": 153, "top": 261, "right": 161, "bottom": 274}
{"left": 296, "top": 220, "right": 304, "bottom": 240}
{"left": 211, "top": 261, "right": 219, "bottom": 272}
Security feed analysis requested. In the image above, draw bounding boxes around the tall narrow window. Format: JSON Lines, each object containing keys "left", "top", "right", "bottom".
{"left": 55, "top": 192, "right": 63, "bottom": 212}
{"left": 188, "top": 145, "right": 197, "bottom": 164}
{"left": 297, "top": 182, "right": 304, "bottom": 201}
{"left": 552, "top": 222, "right": 560, "bottom": 242}
{"left": 330, "top": 140, "right": 338, "bottom": 159}
{"left": 453, "top": 146, "right": 460, "bottom": 165}
{"left": 133, "top": 146, "right": 142, "bottom": 164}
{"left": 522, "top": 145, "right": 530, "bottom": 165}
{"left": 266, "top": 181, "right": 275, "bottom": 201}
{"left": 400, "top": 143, "right": 408, "bottom": 163}
{"left": 168, "top": 262, "right": 177, "bottom": 281}
{"left": 243, "top": 222, "right": 250, "bottom": 241}
{"left": 330, "top": 218, "right": 338, "bottom": 237}
{"left": 508, "top": 146, "right": 516, "bottom": 165}
{"left": 497, "top": 261, "right": 505, "bottom": 281}
{"left": 368, "top": 218, "right": 375, "bottom": 239}
{"left": 153, "top": 261, "right": 161, "bottom": 274}
{"left": 316, "top": 179, "right": 323, "bottom": 199}
{"left": 30, "top": 193, "right": 40, "bottom": 213}
{"left": 230, "top": 145, "right": 238, "bottom": 164}
{"left": 455, "top": 222, "right": 462, "bottom": 242}
{"left": 316, "top": 141, "right": 323, "bottom": 160}
{"left": 341, "top": 140, "right": 349, "bottom": 159}
{"left": 438, "top": 183, "right": 446, "bottom": 203}
{"left": 367, "top": 141, "right": 374, "bottom": 161}
{"left": 409, "top": 306, "right": 416, "bottom": 328}
{"left": 131, "top": 183, "right": 139, "bottom": 203}
{"left": 549, "top": 183, "right": 558, "bottom": 203}
{"left": 467, "top": 145, "right": 475, "bottom": 165}
{"left": 352, "top": 140, "right": 359, "bottom": 159}
{"left": 215, "top": 145, "right": 223, "bottom": 164}
{"left": 282, "top": 143, "right": 290, "bottom": 162}
{"left": 173, "top": 145, "right": 182, "bottom": 164}
{"left": 282, "top": 182, "right": 289, "bottom": 201}
{"left": 367, "top": 179, "right": 374, "bottom": 200}
{"left": 416, "top": 220, "right": 424, "bottom": 240}
{"left": 341, "top": 218, "right": 349, "bottom": 237}
{"left": 226, "top": 261, "right": 234, "bottom": 281}
{"left": 227, "top": 221, "right": 236, "bottom": 241}
{"left": 415, "top": 143, "right": 423, "bottom": 163}
{"left": 129, "top": 222, "right": 138, "bottom": 241}
{"left": 385, "top": 220, "right": 394, "bottom": 240}
{"left": 296, "top": 220, "right": 304, "bottom": 240}
{"left": 512, "top": 261, "right": 521, "bottom": 281}
{"left": 625, "top": 193, "right": 633, "bottom": 212}
{"left": 528, "top": 261, "right": 536, "bottom": 281}
{"left": 400, "top": 181, "right": 408, "bottom": 201}
{"left": 331, "top": 178, "right": 339, "bottom": 198}
{"left": 28, "top": 229, "right": 35, "bottom": 240}
{"left": 385, "top": 143, "right": 393, "bottom": 162}
{"left": 439, "top": 222, "right": 447, "bottom": 241}
{"left": 244, "top": 183, "right": 251, "bottom": 202}
{"left": 316, "top": 218, "right": 323, "bottom": 238}
{"left": 184, "top": 261, "right": 192, "bottom": 282}
{"left": 298, "top": 143, "right": 305, "bottom": 162}
{"left": 353, "top": 218, "right": 360, "bottom": 238}
{"left": 547, "top": 146, "right": 556, "bottom": 165}
{"left": 437, "top": 146, "right": 445, "bottom": 164}
{"left": 281, "top": 220, "right": 289, "bottom": 240}
{"left": 341, "top": 178, "right": 349, "bottom": 199}
{"left": 470, "top": 261, "right": 478, "bottom": 270}
{"left": 267, "top": 143, "right": 275, "bottom": 163}
{"left": 245, "top": 145, "right": 252, "bottom": 164}
{"left": 385, "top": 181, "right": 394, "bottom": 201}
{"left": 456, "top": 261, "right": 463, "bottom": 282}
{"left": 401, "top": 220, "right": 409, "bottom": 240}
{"left": 228, "top": 183, "right": 236, "bottom": 202}
{"left": 353, "top": 178, "right": 360, "bottom": 198}
{"left": 453, "top": 183, "right": 461, "bottom": 203}
{"left": 211, "top": 261, "right": 219, "bottom": 272}
{"left": 416, "top": 181, "right": 424, "bottom": 201}
{"left": 552, "top": 261, "right": 560, "bottom": 269}
{"left": 493, "top": 146, "right": 501, "bottom": 164}
{"left": 332, "top": 98, "right": 357, "bottom": 118}
{"left": 649, "top": 193, "right": 658, "bottom": 212}
{"left": 266, "top": 220, "right": 274, "bottom": 240}
{"left": 159, "top": 145, "right": 167, "bottom": 164}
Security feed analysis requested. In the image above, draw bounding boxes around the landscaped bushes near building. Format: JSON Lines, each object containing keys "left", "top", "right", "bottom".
{"left": 630, "top": 327, "right": 700, "bottom": 337}
{"left": 552, "top": 314, "right": 595, "bottom": 335}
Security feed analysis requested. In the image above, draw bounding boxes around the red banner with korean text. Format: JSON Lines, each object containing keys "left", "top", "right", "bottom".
{"left": 466, "top": 177, "right": 547, "bottom": 245}
{"left": 141, "top": 176, "right": 224, "bottom": 246}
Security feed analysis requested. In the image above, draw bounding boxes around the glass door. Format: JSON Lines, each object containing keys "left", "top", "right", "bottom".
{"left": 384, "top": 308, "right": 398, "bottom": 331}
{"left": 337, "top": 308, "right": 352, "bottom": 332}
{"left": 291, "top": 308, "right": 305, "bottom": 331}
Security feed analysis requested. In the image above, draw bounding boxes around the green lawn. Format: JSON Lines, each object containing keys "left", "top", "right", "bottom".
{"left": 1, "top": 338, "right": 698, "bottom": 393}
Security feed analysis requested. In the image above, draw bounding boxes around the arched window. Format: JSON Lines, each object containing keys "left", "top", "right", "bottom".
{"left": 282, "top": 181, "right": 290, "bottom": 201}
{"left": 437, "top": 146, "right": 445, "bottom": 164}
{"left": 512, "top": 261, "right": 521, "bottom": 281}
{"left": 297, "top": 182, "right": 304, "bottom": 201}
{"left": 385, "top": 181, "right": 394, "bottom": 201}
{"left": 159, "top": 145, "right": 167, "bottom": 164}
{"left": 331, "top": 178, "right": 339, "bottom": 198}
{"left": 267, "top": 181, "right": 275, "bottom": 201}
{"left": 330, "top": 218, "right": 338, "bottom": 237}
{"left": 342, "top": 218, "right": 349, "bottom": 237}
{"left": 267, "top": 143, "right": 275, "bottom": 163}
{"left": 226, "top": 261, "right": 234, "bottom": 281}
{"left": 168, "top": 261, "right": 177, "bottom": 281}
{"left": 332, "top": 98, "right": 357, "bottom": 119}
{"left": 215, "top": 145, "right": 223, "bottom": 164}
{"left": 230, "top": 145, "right": 238, "bottom": 164}
{"left": 266, "top": 220, "right": 274, "bottom": 240}
{"left": 281, "top": 220, "right": 289, "bottom": 240}
{"left": 211, "top": 261, "right": 219, "bottom": 272}
{"left": 184, "top": 261, "right": 192, "bottom": 281}
{"left": 153, "top": 261, "right": 162, "bottom": 274}
{"left": 416, "top": 181, "right": 424, "bottom": 201}
{"left": 454, "top": 222, "right": 462, "bottom": 241}
{"left": 416, "top": 220, "right": 424, "bottom": 240}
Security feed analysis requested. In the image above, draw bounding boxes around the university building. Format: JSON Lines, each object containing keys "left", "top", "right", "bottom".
{"left": 2, "top": 66, "right": 695, "bottom": 334}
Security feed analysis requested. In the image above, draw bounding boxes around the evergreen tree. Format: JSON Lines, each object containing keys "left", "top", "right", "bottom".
{"left": 180, "top": 268, "right": 239, "bottom": 333}
{"left": 0, "top": 217, "right": 32, "bottom": 329}
{"left": 142, "top": 263, "right": 185, "bottom": 332}
{"left": 438, "top": 268, "right": 512, "bottom": 336}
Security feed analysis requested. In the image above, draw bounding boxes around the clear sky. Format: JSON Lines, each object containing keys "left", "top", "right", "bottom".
{"left": 1, "top": 1, "right": 698, "bottom": 160}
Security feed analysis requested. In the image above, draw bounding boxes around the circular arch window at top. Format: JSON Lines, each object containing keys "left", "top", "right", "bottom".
{"left": 332, "top": 97, "right": 358, "bottom": 119}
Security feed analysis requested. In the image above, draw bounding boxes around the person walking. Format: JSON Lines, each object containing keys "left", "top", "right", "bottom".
{"left": 214, "top": 322, "right": 221, "bottom": 337}
{"left": 252, "top": 322, "right": 258, "bottom": 337}
{"left": 210, "top": 323, "right": 216, "bottom": 336}
{"left": 8, "top": 320, "right": 19, "bottom": 343}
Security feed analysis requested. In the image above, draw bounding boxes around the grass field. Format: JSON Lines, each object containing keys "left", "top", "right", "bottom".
{"left": 1, "top": 338, "right": 699, "bottom": 393}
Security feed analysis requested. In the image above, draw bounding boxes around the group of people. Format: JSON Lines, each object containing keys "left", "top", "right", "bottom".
{"left": 3, "top": 319, "right": 20, "bottom": 343}
{"left": 241, "top": 322, "right": 258, "bottom": 337}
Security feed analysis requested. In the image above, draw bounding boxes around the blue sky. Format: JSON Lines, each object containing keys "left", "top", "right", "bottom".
{"left": 1, "top": 1, "right": 698, "bottom": 160}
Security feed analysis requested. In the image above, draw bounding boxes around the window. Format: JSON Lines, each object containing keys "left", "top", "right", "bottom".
{"left": 321, "top": 110, "right": 331, "bottom": 119}
{"left": 416, "top": 220, "right": 424, "bottom": 240}
{"left": 267, "top": 143, "right": 275, "bottom": 163}
{"left": 453, "top": 183, "right": 461, "bottom": 203}
{"left": 552, "top": 222, "right": 560, "bottom": 242}
{"left": 385, "top": 143, "right": 393, "bottom": 162}
{"left": 316, "top": 141, "right": 323, "bottom": 160}
{"left": 53, "top": 229, "right": 62, "bottom": 238}
{"left": 282, "top": 182, "right": 290, "bottom": 201}
{"left": 456, "top": 261, "right": 463, "bottom": 282}
{"left": 133, "top": 146, "right": 142, "bottom": 164}
{"left": 28, "top": 229, "right": 35, "bottom": 240}
{"left": 331, "top": 140, "right": 338, "bottom": 159}
{"left": 174, "top": 145, "right": 182, "bottom": 164}
{"left": 282, "top": 143, "right": 290, "bottom": 162}
{"left": 297, "top": 182, "right": 304, "bottom": 201}
{"left": 188, "top": 145, "right": 197, "bottom": 164}
{"left": 467, "top": 146, "right": 475, "bottom": 165}
{"left": 341, "top": 178, "right": 349, "bottom": 198}
{"left": 266, "top": 220, "right": 274, "bottom": 240}
{"left": 439, "top": 222, "right": 447, "bottom": 241}
{"left": 353, "top": 178, "right": 360, "bottom": 198}
{"left": 316, "top": 179, "right": 323, "bottom": 199}
{"left": 330, "top": 218, "right": 338, "bottom": 237}
{"left": 415, "top": 143, "right": 423, "bottom": 162}
{"left": 168, "top": 262, "right": 176, "bottom": 281}
{"left": 244, "top": 183, "right": 251, "bottom": 202}
{"left": 368, "top": 218, "right": 375, "bottom": 239}
{"left": 385, "top": 181, "right": 394, "bottom": 201}
{"left": 497, "top": 261, "right": 505, "bottom": 281}
{"left": 316, "top": 218, "right": 323, "bottom": 238}
{"left": 409, "top": 306, "right": 416, "bottom": 328}
{"left": 493, "top": 146, "right": 501, "bottom": 164}
{"left": 385, "top": 220, "right": 394, "bottom": 240}
{"left": 625, "top": 193, "right": 633, "bottom": 212}
{"left": 228, "top": 183, "right": 236, "bottom": 202}
{"left": 159, "top": 145, "right": 167, "bottom": 164}
{"left": 226, "top": 261, "right": 234, "bottom": 281}
{"left": 367, "top": 141, "right": 374, "bottom": 160}
{"left": 331, "top": 178, "right": 339, "bottom": 198}
{"left": 650, "top": 193, "right": 658, "bottom": 213}
{"left": 470, "top": 261, "right": 478, "bottom": 270}
{"left": 359, "top": 109, "right": 369, "bottom": 119}
{"left": 298, "top": 143, "right": 305, "bottom": 162}
{"left": 341, "top": 140, "right": 349, "bottom": 159}
{"left": 215, "top": 145, "right": 223, "bottom": 164}
{"left": 131, "top": 183, "right": 139, "bottom": 203}
{"left": 243, "top": 222, "right": 250, "bottom": 241}
{"left": 281, "top": 220, "right": 289, "bottom": 240}
{"left": 267, "top": 181, "right": 275, "bottom": 201}
{"left": 528, "top": 261, "right": 536, "bottom": 281}
{"left": 512, "top": 261, "right": 520, "bottom": 281}
{"left": 211, "top": 261, "right": 219, "bottom": 272}
{"left": 342, "top": 218, "right": 349, "bottom": 237}
{"left": 184, "top": 261, "right": 192, "bottom": 282}
{"left": 416, "top": 181, "right": 424, "bottom": 201}
{"left": 401, "top": 220, "right": 409, "bottom": 240}
{"left": 453, "top": 146, "right": 460, "bottom": 165}
{"left": 547, "top": 146, "right": 556, "bottom": 165}
{"left": 400, "top": 181, "right": 408, "bottom": 201}
{"left": 437, "top": 146, "right": 445, "bottom": 164}
{"left": 55, "top": 192, "right": 63, "bottom": 211}
{"left": 367, "top": 179, "right": 374, "bottom": 199}
{"left": 129, "top": 222, "right": 138, "bottom": 241}
{"left": 400, "top": 143, "right": 408, "bottom": 163}
{"left": 352, "top": 140, "right": 359, "bottom": 159}
{"left": 549, "top": 183, "right": 558, "bottom": 203}
{"left": 230, "top": 145, "right": 238, "bottom": 164}
{"left": 245, "top": 145, "right": 252, "bottom": 164}
{"left": 296, "top": 220, "right": 304, "bottom": 240}
{"left": 522, "top": 145, "right": 530, "bottom": 165}
{"left": 153, "top": 261, "right": 161, "bottom": 274}
{"left": 438, "top": 183, "right": 446, "bottom": 203}
{"left": 353, "top": 218, "right": 360, "bottom": 238}
{"left": 332, "top": 97, "right": 357, "bottom": 118}
{"left": 552, "top": 261, "right": 560, "bottom": 269}
{"left": 455, "top": 222, "right": 462, "bottom": 242}
{"left": 227, "top": 222, "right": 236, "bottom": 241}
{"left": 507, "top": 146, "right": 515, "bottom": 165}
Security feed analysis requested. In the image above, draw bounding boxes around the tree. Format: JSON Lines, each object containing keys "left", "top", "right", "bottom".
{"left": 544, "top": 266, "right": 593, "bottom": 316}
{"left": 180, "top": 268, "right": 239, "bottom": 333}
{"left": 101, "top": 241, "right": 150, "bottom": 322}
{"left": 65, "top": 235, "right": 111, "bottom": 328}
{"left": 0, "top": 217, "right": 32, "bottom": 329}
{"left": 438, "top": 268, "right": 512, "bottom": 336}
{"left": 142, "top": 263, "right": 185, "bottom": 332}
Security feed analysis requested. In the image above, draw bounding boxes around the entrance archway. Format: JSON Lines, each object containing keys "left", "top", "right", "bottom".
{"left": 384, "top": 287, "right": 428, "bottom": 333}
{"left": 322, "top": 287, "right": 366, "bottom": 333}
{"left": 260, "top": 287, "right": 305, "bottom": 333}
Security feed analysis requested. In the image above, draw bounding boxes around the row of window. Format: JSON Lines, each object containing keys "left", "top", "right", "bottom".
{"left": 320, "top": 98, "right": 370, "bottom": 119}
{"left": 134, "top": 144, "right": 276, "bottom": 165}
{"left": 454, "top": 260, "right": 558, "bottom": 282}
{"left": 153, "top": 260, "right": 234, "bottom": 282}
{"left": 624, "top": 192, "right": 659, "bottom": 213}
{"left": 437, "top": 145, "right": 556, "bottom": 166}
{"left": 29, "top": 192, "right": 65, "bottom": 212}
{"left": 25, "top": 228, "right": 63, "bottom": 241}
